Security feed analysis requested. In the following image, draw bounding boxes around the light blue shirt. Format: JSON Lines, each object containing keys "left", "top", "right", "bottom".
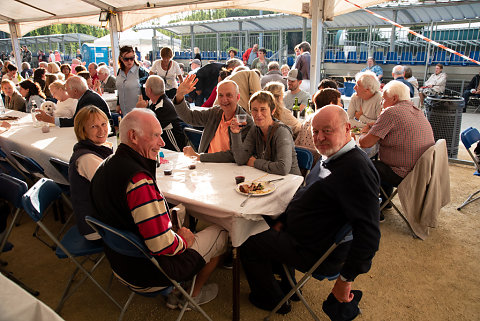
{"left": 116, "top": 64, "right": 140, "bottom": 115}
{"left": 361, "top": 64, "right": 383, "bottom": 77}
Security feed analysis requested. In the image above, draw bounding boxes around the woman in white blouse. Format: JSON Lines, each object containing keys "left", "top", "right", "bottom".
{"left": 149, "top": 46, "right": 183, "bottom": 99}
{"left": 49, "top": 80, "right": 77, "bottom": 118}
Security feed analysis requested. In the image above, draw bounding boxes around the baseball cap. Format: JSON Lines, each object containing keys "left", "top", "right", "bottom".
{"left": 287, "top": 69, "right": 302, "bottom": 81}
{"left": 190, "top": 59, "right": 201, "bottom": 65}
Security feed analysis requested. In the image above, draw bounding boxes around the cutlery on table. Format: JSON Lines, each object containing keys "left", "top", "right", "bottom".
{"left": 240, "top": 193, "right": 253, "bottom": 207}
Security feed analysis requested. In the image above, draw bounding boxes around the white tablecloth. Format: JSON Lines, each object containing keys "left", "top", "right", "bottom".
{"left": 0, "top": 111, "right": 303, "bottom": 246}
{"left": 0, "top": 273, "right": 65, "bottom": 321}
{"left": 0, "top": 110, "right": 116, "bottom": 185}
{"left": 102, "top": 92, "right": 117, "bottom": 111}
{"left": 157, "top": 151, "right": 304, "bottom": 247}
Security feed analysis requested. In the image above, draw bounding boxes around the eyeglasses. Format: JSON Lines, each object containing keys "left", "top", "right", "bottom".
{"left": 122, "top": 56, "right": 135, "bottom": 61}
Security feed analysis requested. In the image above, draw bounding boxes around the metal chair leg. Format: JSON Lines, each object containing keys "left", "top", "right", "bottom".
{"left": 118, "top": 292, "right": 136, "bottom": 321}
{"left": 457, "top": 189, "right": 480, "bottom": 210}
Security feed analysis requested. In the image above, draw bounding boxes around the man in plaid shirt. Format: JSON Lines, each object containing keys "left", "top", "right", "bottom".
{"left": 359, "top": 81, "right": 434, "bottom": 215}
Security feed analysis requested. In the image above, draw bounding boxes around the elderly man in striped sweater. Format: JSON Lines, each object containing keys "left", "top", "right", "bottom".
{"left": 90, "top": 108, "right": 227, "bottom": 310}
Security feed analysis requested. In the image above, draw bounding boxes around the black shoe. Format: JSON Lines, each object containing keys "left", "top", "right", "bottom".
{"left": 2, "top": 241, "right": 13, "bottom": 252}
{"left": 379, "top": 212, "right": 385, "bottom": 223}
{"left": 248, "top": 293, "right": 292, "bottom": 315}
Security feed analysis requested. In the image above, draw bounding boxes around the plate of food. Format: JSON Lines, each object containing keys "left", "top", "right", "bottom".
{"left": 235, "top": 181, "right": 276, "bottom": 196}
{"left": 351, "top": 127, "right": 362, "bottom": 135}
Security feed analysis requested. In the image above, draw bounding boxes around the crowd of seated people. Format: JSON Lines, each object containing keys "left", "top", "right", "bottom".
{"left": 0, "top": 43, "right": 457, "bottom": 318}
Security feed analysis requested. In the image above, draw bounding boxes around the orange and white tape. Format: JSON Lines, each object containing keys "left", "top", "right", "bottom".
{"left": 343, "top": 0, "right": 480, "bottom": 65}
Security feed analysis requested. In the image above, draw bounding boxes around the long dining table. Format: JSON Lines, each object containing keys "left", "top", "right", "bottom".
{"left": 0, "top": 108, "right": 304, "bottom": 321}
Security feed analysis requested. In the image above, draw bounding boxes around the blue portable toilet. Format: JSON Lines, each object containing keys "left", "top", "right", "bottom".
{"left": 82, "top": 43, "right": 109, "bottom": 65}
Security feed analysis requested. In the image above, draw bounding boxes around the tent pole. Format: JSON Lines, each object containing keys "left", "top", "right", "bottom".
{"left": 109, "top": 12, "right": 120, "bottom": 75}
{"left": 310, "top": 0, "right": 325, "bottom": 96}
{"left": 8, "top": 22, "right": 22, "bottom": 69}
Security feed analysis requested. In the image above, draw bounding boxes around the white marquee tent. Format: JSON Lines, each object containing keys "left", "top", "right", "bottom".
{"left": 0, "top": 0, "right": 389, "bottom": 93}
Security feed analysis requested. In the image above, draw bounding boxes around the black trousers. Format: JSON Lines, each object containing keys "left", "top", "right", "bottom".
{"left": 239, "top": 229, "right": 318, "bottom": 307}
{"left": 373, "top": 160, "right": 403, "bottom": 201}
{"left": 462, "top": 90, "right": 480, "bottom": 110}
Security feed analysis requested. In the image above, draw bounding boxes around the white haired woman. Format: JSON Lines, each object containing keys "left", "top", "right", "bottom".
{"left": 347, "top": 70, "right": 382, "bottom": 128}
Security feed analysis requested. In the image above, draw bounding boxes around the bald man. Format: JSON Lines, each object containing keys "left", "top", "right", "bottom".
{"left": 240, "top": 105, "right": 380, "bottom": 316}
{"left": 173, "top": 74, "right": 254, "bottom": 163}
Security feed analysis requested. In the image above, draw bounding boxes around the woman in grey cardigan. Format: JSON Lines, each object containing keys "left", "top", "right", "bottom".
{"left": 230, "top": 91, "right": 301, "bottom": 176}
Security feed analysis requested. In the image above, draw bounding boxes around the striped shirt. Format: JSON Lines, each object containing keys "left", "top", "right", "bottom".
{"left": 126, "top": 172, "right": 186, "bottom": 256}
{"left": 369, "top": 100, "right": 434, "bottom": 178}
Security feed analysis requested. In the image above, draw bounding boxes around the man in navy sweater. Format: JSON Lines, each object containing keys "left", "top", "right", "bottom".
{"left": 35, "top": 76, "right": 112, "bottom": 127}
{"left": 240, "top": 105, "right": 381, "bottom": 315}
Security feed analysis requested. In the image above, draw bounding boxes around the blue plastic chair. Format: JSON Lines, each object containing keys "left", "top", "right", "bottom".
{"left": 335, "top": 51, "right": 346, "bottom": 63}
{"left": 324, "top": 50, "right": 335, "bottom": 63}
{"left": 414, "top": 52, "right": 427, "bottom": 65}
{"left": 22, "top": 178, "right": 122, "bottom": 313}
{"left": 449, "top": 51, "right": 466, "bottom": 66}
{"left": 400, "top": 51, "right": 414, "bottom": 65}
{"left": 183, "top": 127, "right": 203, "bottom": 152}
{"left": 373, "top": 51, "right": 384, "bottom": 64}
{"left": 385, "top": 51, "right": 399, "bottom": 64}
{"left": 10, "top": 150, "right": 43, "bottom": 184}
{"left": 346, "top": 51, "right": 357, "bottom": 63}
{"left": 467, "top": 51, "right": 480, "bottom": 66}
{"left": 431, "top": 50, "right": 447, "bottom": 65}
{"left": 358, "top": 51, "right": 368, "bottom": 64}
{"left": 295, "top": 147, "right": 314, "bottom": 179}
{"left": 265, "top": 224, "right": 353, "bottom": 320}
{"left": 457, "top": 127, "right": 480, "bottom": 210}
{"left": 86, "top": 216, "right": 213, "bottom": 321}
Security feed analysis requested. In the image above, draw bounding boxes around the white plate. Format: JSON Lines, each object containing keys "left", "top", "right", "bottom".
{"left": 235, "top": 181, "right": 276, "bottom": 196}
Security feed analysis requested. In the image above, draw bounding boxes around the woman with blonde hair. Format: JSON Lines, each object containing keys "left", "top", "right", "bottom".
{"left": 49, "top": 80, "right": 77, "bottom": 118}
{"left": 150, "top": 46, "right": 183, "bottom": 99}
{"left": 1, "top": 79, "right": 26, "bottom": 111}
{"left": 263, "top": 81, "right": 301, "bottom": 138}
{"left": 47, "top": 62, "right": 64, "bottom": 80}
{"left": 69, "top": 105, "right": 113, "bottom": 240}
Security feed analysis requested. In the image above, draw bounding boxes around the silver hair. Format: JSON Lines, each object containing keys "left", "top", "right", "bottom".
{"left": 217, "top": 79, "right": 240, "bottom": 96}
{"left": 97, "top": 65, "right": 110, "bottom": 75}
{"left": 267, "top": 61, "right": 280, "bottom": 71}
{"left": 226, "top": 58, "right": 243, "bottom": 70}
{"left": 355, "top": 70, "right": 380, "bottom": 93}
{"left": 392, "top": 65, "right": 405, "bottom": 76}
{"left": 119, "top": 108, "right": 156, "bottom": 143}
{"left": 66, "top": 76, "right": 88, "bottom": 93}
{"left": 383, "top": 80, "right": 411, "bottom": 101}
{"left": 146, "top": 75, "right": 165, "bottom": 96}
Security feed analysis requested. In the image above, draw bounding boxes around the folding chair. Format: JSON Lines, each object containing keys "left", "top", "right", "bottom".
{"left": 85, "top": 216, "right": 213, "bottom": 321}
{"left": 21, "top": 178, "right": 122, "bottom": 313}
{"left": 0, "top": 146, "right": 30, "bottom": 183}
{"left": 49, "top": 157, "right": 70, "bottom": 182}
{"left": 295, "top": 146, "right": 314, "bottom": 179}
{"left": 457, "top": 127, "right": 480, "bottom": 210}
{"left": 265, "top": 224, "right": 353, "bottom": 321}
{"left": 183, "top": 127, "right": 203, "bottom": 152}
{"left": 0, "top": 173, "right": 39, "bottom": 296}
{"left": 11, "top": 151, "right": 71, "bottom": 247}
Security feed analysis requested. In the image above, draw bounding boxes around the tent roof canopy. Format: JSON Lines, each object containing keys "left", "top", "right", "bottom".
{"left": 0, "top": 0, "right": 387, "bottom": 36}
{"left": 133, "top": 0, "right": 480, "bottom": 36}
